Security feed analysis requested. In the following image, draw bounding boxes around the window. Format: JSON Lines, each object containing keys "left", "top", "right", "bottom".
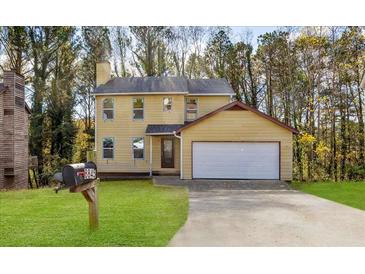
{"left": 103, "top": 98, "right": 114, "bottom": 120}
{"left": 133, "top": 98, "right": 144, "bottom": 120}
{"left": 4, "top": 109, "right": 14, "bottom": 115}
{"left": 102, "top": 137, "right": 114, "bottom": 159}
{"left": 163, "top": 97, "right": 172, "bottom": 112}
{"left": 185, "top": 98, "right": 198, "bottom": 121}
{"left": 132, "top": 137, "right": 144, "bottom": 159}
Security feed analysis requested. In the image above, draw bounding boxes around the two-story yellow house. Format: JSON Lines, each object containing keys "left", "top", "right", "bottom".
{"left": 93, "top": 61, "right": 298, "bottom": 181}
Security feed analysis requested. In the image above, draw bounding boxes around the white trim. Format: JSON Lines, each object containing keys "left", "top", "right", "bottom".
{"left": 102, "top": 97, "right": 114, "bottom": 121}
{"left": 132, "top": 136, "right": 145, "bottom": 160}
{"left": 149, "top": 136, "right": 152, "bottom": 176}
{"left": 185, "top": 97, "right": 199, "bottom": 121}
{"left": 162, "top": 96, "right": 173, "bottom": 112}
{"left": 173, "top": 131, "right": 183, "bottom": 179}
{"left": 146, "top": 132, "right": 175, "bottom": 136}
{"left": 180, "top": 132, "right": 183, "bottom": 179}
{"left": 132, "top": 97, "right": 144, "bottom": 121}
{"left": 94, "top": 92, "right": 232, "bottom": 96}
{"left": 93, "top": 92, "right": 189, "bottom": 96}
{"left": 102, "top": 137, "right": 115, "bottom": 160}
{"left": 186, "top": 93, "right": 233, "bottom": 96}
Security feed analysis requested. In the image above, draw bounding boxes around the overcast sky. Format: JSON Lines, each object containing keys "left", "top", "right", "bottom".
{"left": 231, "top": 26, "right": 280, "bottom": 49}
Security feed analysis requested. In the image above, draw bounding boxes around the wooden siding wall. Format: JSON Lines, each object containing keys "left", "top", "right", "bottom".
{"left": 95, "top": 94, "right": 231, "bottom": 173}
{"left": 96, "top": 95, "right": 184, "bottom": 172}
{"left": 181, "top": 110, "right": 293, "bottom": 181}
{"left": 0, "top": 72, "right": 28, "bottom": 189}
{"left": 189, "top": 95, "right": 231, "bottom": 117}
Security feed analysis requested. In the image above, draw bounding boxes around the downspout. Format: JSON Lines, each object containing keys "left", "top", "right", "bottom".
{"left": 149, "top": 136, "right": 153, "bottom": 176}
{"left": 173, "top": 131, "right": 183, "bottom": 179}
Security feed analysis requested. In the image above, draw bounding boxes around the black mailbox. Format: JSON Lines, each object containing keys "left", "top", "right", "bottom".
{"left": 62, "top": 161, "right": 97, "bottom": 188}
{"left": 53, "top": 162, "right": 99, "bottom": 229}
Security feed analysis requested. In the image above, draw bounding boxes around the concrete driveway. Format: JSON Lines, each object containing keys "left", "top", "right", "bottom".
{"left": 169, "top": 189, "right": 365, "bottom": 246}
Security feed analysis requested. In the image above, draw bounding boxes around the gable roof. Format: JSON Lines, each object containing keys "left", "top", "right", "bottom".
{"left": 176, "top": 100, "right": 299, "bottom": 134}
{"left": 93, "top": 77, "right": 234, "bottom": 95}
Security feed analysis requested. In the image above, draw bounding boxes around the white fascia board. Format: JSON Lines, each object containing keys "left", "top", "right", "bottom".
{"left": 186, "top": 93, "right": 233, "bottom": 96}
{"left": 93, "top": 92, "right": 234, "bottom": 96}
{"left": 93, "top": 92, "right": 189, "bottom": 96}
{"left": 145, "top": 132, "right": 175, "bottom": 136}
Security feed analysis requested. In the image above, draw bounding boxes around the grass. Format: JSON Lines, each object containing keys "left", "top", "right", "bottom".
{"left": 0, "top": 180, "right": 188, "bottom": 247}
{"left": 291, "top": 181, "right": 365, "bottom": 211}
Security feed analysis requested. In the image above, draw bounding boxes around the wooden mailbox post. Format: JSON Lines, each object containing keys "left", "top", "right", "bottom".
{"left": 54, "top": 161, "right": 99, "bottom": 230}
{"left": 70, "top": 178, "right": 99, "bottom": 230}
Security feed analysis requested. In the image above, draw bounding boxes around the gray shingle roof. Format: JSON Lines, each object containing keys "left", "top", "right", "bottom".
{"left": 93, "top": 77, "right": 234, "bottom": 95}
{"left": 145, "top": 124, "right": 184, "bottom": 135}
{"left": 187, "top": 79, "right": 233, "bottom": 94}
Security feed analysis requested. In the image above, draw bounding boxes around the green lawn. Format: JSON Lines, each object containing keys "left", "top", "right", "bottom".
{"left": 291, "top": 181, "right": 365, "bottom": 211}
{"left": 0, "top": 180, "right": 188, "bottom": 247}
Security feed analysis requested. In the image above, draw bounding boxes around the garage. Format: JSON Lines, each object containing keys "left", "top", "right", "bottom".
{"left": 192, "top": 142, "right": 280, "bottom": 179}
{"left": 176, "top": 101, "right": 298, "bottom": 180}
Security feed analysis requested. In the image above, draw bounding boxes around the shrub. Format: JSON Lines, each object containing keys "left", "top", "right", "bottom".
{"left": 347, "top": 163, "right": 365, "bottom": 180}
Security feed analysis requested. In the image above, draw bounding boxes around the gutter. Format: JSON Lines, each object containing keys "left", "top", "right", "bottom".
{"left": 92, "top": 92, "right": 189, "bottom": 96}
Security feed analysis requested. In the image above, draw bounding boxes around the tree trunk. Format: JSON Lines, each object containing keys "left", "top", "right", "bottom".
{"left": 268, "top": 69, "right": 273, "bottom": 116}
{"left": 329, "top": 106, "right": 338, "bottom": 181}
{"left": 339, "top": 100, "right": 347, "bottom": 180}
{"left": 357, "top": 88, "right": 365, "bottom": 163}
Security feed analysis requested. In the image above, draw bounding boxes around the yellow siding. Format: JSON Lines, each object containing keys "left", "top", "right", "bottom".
{"left": 188, "top": 95, "right": 231, "bottom": 117}
{"left": 95, "top": 94, "right": 233, "bottom": 174}
{"left": 181, "top": 110, "right": 293, "bottom": 181}
{"left": 96, "top": 94, "right": 184, "bottom": 172}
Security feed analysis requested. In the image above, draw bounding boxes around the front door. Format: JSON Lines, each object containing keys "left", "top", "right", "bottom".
{"left": 161, "top": 138, "right": 174, "bottom": 168}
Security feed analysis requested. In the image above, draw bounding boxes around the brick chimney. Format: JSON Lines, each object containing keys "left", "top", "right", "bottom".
{"left": 0, "top": 71, "right": 29, "bottom": 189}
{"left": 96, "top": 61, "right": 111, "bottom": 87}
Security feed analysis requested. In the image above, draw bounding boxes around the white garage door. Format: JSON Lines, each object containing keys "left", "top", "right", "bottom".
{"left": 192, "top": 142, "right": 280, "bottom": 179}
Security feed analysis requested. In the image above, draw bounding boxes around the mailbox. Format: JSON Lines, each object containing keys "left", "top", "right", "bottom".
{"left": 62, "top": 161, "right": 97, "bottom": 188}
{"left": 53, "top": 162, "right": 99, "bottom": 230}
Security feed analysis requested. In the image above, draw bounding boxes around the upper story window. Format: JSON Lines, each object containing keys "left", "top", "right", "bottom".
{"left": 163, "top": 97, "right": 172, "bottom": 112}
{"left": 103, "top": 98, "right": 114, "bottom": 120}
{"left": 102, "top": 137, "right": 114, "bottom": 159}
{"left": 133, "top": 98, "right": 144, "bottom": 120}
{"left": 185, "top": 98, "right": 198, "bottom": 121}
{"left": 132, "top": 137, "right": 144, "bottom": 159}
